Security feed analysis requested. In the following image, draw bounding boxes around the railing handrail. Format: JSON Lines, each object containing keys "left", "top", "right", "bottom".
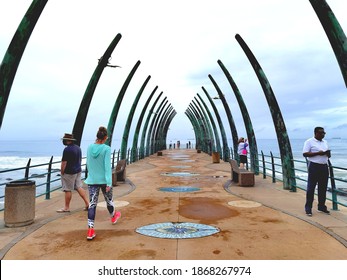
{"left": 255, "top": 150, "right": 347, "bottom": 209}
{"left": 1, "top": 147, "right": 347, "bottom": 211}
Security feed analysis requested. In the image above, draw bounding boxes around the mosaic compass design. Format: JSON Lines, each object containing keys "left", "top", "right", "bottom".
{"left": 136, "top": 222, "right": 220, "bottom": 239}
{"left": 158, "top": 186, "right": 201, "bottom": 192}
{"left": 170, "top": 165, "right": 192, "bottom": 169}
{"left": 169, "top": 155, "right": 195, "bottom": 162}
{"left": 161, "top": 172, "right": 199, "bottom": 177}
{"left": 169, "top": 154, "right": 190, "bottom": 159}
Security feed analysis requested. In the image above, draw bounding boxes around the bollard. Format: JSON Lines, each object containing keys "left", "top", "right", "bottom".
{"left": 4, "top": 180, "right": 36, "bottom": 227}
{"left": 212, "top": 152, "right": 220, "bottom": 163}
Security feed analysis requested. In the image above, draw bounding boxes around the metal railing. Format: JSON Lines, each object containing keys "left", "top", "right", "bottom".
{"left": 0, "top": 149, "right": 124, "bottom": 211}
{"left": 257, "top": 151, "right": 347, "bottom": 210}
{"left": 1, "top": 147, "right": 347, "bottom": 211}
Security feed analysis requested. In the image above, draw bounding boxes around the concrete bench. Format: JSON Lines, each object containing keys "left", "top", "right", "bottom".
{"left": 229, "top": 159, "right": 254, "bottom": 187}
{"left": 112, "top": 159, "right": 127, "bottom": 186}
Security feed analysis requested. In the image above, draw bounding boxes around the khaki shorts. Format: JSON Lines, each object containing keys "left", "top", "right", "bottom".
{"left": 61, "top": 173, "right": 82, "bottom": 192}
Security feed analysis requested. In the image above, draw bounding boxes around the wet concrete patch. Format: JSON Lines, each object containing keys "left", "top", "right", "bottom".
{"left": 118, "top": 249, "right": 157, "bottom": 259}
{"left": 179, "top": 197, "right": 239, "bottom": 222}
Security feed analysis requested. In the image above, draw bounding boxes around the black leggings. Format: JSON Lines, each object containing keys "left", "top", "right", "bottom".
{"left": 87, "top": 184, "right": 114, "bottom": 228}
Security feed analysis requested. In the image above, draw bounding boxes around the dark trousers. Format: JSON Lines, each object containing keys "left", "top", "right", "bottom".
{"left": 305, "top": 162, "right": 329, "bottom": 211}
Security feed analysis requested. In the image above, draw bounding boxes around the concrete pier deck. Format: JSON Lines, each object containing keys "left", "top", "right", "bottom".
{"left": 1, "top": 149, "right": 347, "bottom": 260}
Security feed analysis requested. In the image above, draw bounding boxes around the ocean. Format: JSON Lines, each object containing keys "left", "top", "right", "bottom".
{"left": 1, "top": 138, "right": 347, "bottom": 208}
{"left": 1, "top": 138, "right": 346, "bottom": 163}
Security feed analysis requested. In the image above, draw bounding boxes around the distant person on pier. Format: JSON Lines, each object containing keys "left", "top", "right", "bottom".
{"left": 303, "top": 127, "right": 331, "bottom": 216}
{"left": 57, "top": 133, "right": 89, "bottom": 213}
{"left": 84, "top": 126, "right": 121, "bottom": 240}
{"left": 237, "top": 137, "right": 248, "bottom": 169}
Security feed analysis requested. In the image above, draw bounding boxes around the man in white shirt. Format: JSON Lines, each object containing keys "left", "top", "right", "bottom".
{"left": 303, "top": 127, "right": 331, "bottom": 216}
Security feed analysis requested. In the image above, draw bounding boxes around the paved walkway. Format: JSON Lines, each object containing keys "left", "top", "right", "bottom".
{"left": 0, "top": 149, "right": 347, "bottom": 260}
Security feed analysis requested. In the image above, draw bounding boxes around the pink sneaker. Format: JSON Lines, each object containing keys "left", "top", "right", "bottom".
{"left": 111, "top": 211, "right": 121, "bottom": 224}
{"left": 87, "top": 228, "right": 96, "bottom": 240}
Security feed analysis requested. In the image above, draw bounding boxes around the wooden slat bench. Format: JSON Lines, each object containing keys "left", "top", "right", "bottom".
{"left": 112, "top": 159, "right": 127, "bottom": 186}
{"left": 229, "top": 159, "right": 255, "bottom": 187}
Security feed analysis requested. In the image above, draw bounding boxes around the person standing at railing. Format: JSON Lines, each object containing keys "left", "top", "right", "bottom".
{"left": 85, "top": 126, "right": 121, "bottom": 240}
{"left": 57, "top": 133, "right": 89, "bottom": 213}
{"left": 303, "top": 127, "right": 331, "bottom": 216}
{"left": 237, "top": 137, "right": 248, "bottom": 169}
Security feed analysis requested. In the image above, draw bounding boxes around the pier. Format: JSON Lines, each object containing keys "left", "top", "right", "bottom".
{"left": 1, "top": 149, "right": 346, "bottom": 260}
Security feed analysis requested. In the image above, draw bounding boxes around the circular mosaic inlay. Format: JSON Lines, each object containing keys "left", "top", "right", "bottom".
{"left": 170, "top": 165, "right": 192, "bottom": 169}
{"left": 228, "top": 200, "right": 262, "bottom": 208}
{"left": 170, "top": 154, "right": 189, "bottom": 157}
{"left": 97, "top": 200, "right": 129, "bottom": 208}
{"left": 136, "top": 222, "right": 220, "bottom": 239}
{"left": 159, "top": 186, "right": 200, "bottom": 192}
{"left": 161, "top": 172, "right": 199, "bottom": 177}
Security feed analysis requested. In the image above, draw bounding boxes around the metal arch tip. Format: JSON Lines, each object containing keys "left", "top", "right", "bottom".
{"left": 98, "top": 56, "right": 121, "bottom": 68}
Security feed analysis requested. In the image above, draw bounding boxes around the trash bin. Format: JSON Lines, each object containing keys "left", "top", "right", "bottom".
{"left": 212, "top": 152, "right": 220, "bottom": 163}
{"left": 4, "top": 180, "right": 36, "bottom": 227}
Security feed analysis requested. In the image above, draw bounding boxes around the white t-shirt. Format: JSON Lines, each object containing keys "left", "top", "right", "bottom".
{"left": 302, "top": 137, "right": 329, "bottom": 164}
{"left": 238, "top": 142, "right": 248, "bottom": 155}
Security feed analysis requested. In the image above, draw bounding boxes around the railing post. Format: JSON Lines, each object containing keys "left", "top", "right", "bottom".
{"left": 25, "top": 158, "right": 31, "bottom": 179}
{"left": 117, "top": 149, "right": 120, "bottom": 162}
{"left": 112, "top": 150, "right": 116, "bottom": 169}
{"left": 231, "top": 147, "right": 234, "bottom": 159}
{"left": 290, "top": 159, "right": 297, "bottom": 193}
{"left": 328, "top": 160, "right": 338, "bottom": 211}
{"left": 85, "top": 165, "right": 88, "bottom": 179}
{"left": 270, "top": 152, "right": 276, "bottom": 183}
{"left": 261, "top": 151, "right": 266, "bottom": 179}
{"left": 45, "top": 156, "right": 53, "bottom": 200}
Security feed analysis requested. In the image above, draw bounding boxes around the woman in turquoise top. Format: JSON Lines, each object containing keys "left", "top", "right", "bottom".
{"left": 85, "top": 126, "right": 121, "bottom": 240}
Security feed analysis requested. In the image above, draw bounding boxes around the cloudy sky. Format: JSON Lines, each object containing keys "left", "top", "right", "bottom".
{"left": 0, "top": 0, "right": 346, "bottom": 149}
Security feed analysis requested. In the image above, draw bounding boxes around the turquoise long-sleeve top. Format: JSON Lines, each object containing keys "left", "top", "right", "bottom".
{"left": 84, "top": 143, "right": 112, "bottom": 186}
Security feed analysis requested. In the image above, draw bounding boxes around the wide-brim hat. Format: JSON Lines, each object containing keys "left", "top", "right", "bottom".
{"left": 61, "top": 133, "right": 76, "bottom": 141}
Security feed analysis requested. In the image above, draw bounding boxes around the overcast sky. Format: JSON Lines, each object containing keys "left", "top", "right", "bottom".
{"left": 0, "top": 0, "right": 346, "bottom": 149}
